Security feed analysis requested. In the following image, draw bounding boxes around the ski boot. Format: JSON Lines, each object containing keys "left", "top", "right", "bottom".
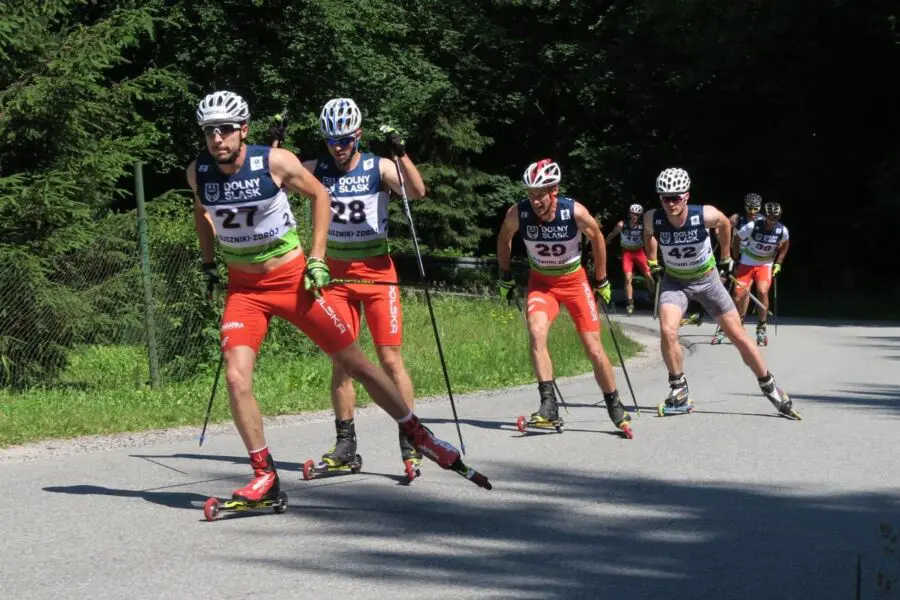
{"left": 302, "top": 418, "right": 363, "bottom": 480}
{"left": 657, "top": 373, "right": 694, "bottom": 416}
{"left": 759, "top": 373, "right": 801, "bottom": 420}
{"left": 756, "top": 322, "right": 768, "bottom": 346}
{"left": 603, "top": 391, "right": 634, "bottom": 439}
{"left": 710, "top": 328, "right": 725, "bottom": 345}
{"left": 625, "top": 299, "right": 635, "bottom": 315}
{"left": 517, "top": 381, "right": 564, "bottom": 433}
{"left": 399, "top": 427, "right": 423, "bottom": 483}
{"left": 203, "top": 452, "right": 288, "bottom": 522}
{"left": 680, "top": 312, "right": 703, "bottom": 327}
{"left": 400, "top": 414, "right": 492, "bottom": 490}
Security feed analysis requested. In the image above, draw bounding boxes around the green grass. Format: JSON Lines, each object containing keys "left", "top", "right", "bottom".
{"left": 0, "top": 293, "right": 641, "bottom": 447}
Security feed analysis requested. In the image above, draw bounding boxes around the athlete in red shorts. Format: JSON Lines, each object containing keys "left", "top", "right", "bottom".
{"left": 189, "top": 91, "right": 478, "bottom": 503}
{"left": 605, "top": 203, "right": 654, "bottom": 314}
{"left": 496, "top": 159, "right": 633, "bottom": 438}
{"left": 295, "top": 98, "right": 428, "bottom": 478}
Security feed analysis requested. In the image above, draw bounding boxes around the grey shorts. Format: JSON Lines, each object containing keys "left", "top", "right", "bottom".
{"left": 659, "top": 270, "right": 736, "bottom": 318}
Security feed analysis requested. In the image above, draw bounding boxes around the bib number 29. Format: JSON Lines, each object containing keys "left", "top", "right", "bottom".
{"left": 332, "top": 199, "right": 366, "bottom": 224}
{"left": 536, "top": 243, "right": 566, "bottom": 257}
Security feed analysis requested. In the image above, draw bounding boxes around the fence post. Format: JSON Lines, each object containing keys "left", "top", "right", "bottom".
{"left": 135, "top": 162, "right": 160, "bottom": 388}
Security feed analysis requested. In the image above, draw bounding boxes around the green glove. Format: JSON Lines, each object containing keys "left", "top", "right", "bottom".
{"left": 773, "top": 263, "right": 782, "bottom": 277}
{"left": 594, "top": 277, "right": 612, "bottom": 306}
{"left": 648, "top": 259, "right": 663, "bottom": 282}
{"left": 379, "top": 124, "right": 406, "bottom": 157}
{"left": 498, "top": 271, "right": 516, "bottom": 305}
{"left": 303, "top": 257, "right": 330, "bottom": 297}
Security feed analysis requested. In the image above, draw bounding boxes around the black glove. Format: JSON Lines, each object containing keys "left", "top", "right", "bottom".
{"left": 718, "top": 257, "right": 734, "bottom": 280}
{"left": 498, "top": 270, "right": 517, "bottom": 306}
{"left": 378, "top": 125, "right": 406, "bottom": 157}
{"left": 202, "top": 262, "right": 222, "bottom": 304}
{"left": 265, "top": 111, "right": 289, "bottom": 146}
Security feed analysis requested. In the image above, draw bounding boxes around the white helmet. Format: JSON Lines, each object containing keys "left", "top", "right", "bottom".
{"left": 523, "top": 159, "right": 561, "bottom": 188}
{"left": 319, "top": 98, "right": 362, "bottom": 137}
{"left": 656, "top": 168, "right": 691, "bottom": 194}
{"left": 196, "top": 91, "right": 250, "bottom": 126}
{"left": 629, "top": 204, "right": 644, "bottom": 215}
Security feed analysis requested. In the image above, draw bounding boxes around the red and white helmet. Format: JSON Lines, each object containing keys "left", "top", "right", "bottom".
{"left": 629, "top": 204, "right": 644, "bottom": 215}
{"left": 523, "top": 159, "right": 561, "bottom": 189}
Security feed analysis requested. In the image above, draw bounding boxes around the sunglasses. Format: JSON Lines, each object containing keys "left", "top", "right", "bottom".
{"left": 660, "top": 194, "right": 685, "bottom": 204}
{"left": 326, "top": 135, "right": 357, "bottom": 148}
{"left": 202, "top": 123, "right": 241, "bottom": 137}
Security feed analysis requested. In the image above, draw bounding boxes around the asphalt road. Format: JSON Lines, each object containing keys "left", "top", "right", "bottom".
{"left": 1, "top": 312, "right": 898, "bottom": 600}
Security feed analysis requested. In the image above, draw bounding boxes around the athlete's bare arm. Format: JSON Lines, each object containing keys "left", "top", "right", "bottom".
{"left": 606, "top": 221, "right": 624, "bottom": 245}
{"left": 269, "top": 148, "right": 332, "bottom": 259}
{"left": 497, "top": 205, "right": 520, "bottom": 273}
{"left": 381, "top": 155, "right": 426, "bottom": 199}
{"left": 575, "top": 202, "right": 607, "bottom": 281}
{"left": 775, "top": 238, "right": 790, "bottom": 265}
{"left": 703, "top": 205, "right": 732, "bottom": 262}
{"left": 643, "top": 210, "right": 658, "bottom": 262}
{"left": 186, "top": 161, "right": 216, "bottom": 264}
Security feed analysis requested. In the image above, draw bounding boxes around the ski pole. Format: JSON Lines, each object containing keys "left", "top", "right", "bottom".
{"left": 774, "top": 277, "right": 778, "bottom": 336}
{"left": 729, "top": 275, "right": 774, "bottom": 317}
{"left": 392, "top": 156, "right": 466, "bottom": 455}
{"left": 199, "top": 351, "right": 224, "bottom": 447}
{"left": 598, "top": 297, "right": 641, "bottom": 416}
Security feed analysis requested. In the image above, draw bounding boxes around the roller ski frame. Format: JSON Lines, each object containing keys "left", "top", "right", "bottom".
{"left": 203, "top": 491, "right": 288, "bottom": 522}
{"left": 765, "top": 387, "right": 802, "bottom": 421}
{"left": 450, "top": 457, "right": 492, "bottom": 490}
{"left": 657, "top": 399, "right": 694, "bottom": 416}
{"left": 516, "top": 414, "right": 565, "bottom": 434}
{"left": 403, "top": 457, "right": 423, "bottom": 483}
{"left": 710, "top": 328, "right": 725, "bottom": 345}
{"left": 680, "top": 312, "right": 703, "bottom": 327}
{"left": 302, "top": 454, "right": 363, "bottom": 480}
{"left": 756, "top": 327, "right": 768, "bottom": 347}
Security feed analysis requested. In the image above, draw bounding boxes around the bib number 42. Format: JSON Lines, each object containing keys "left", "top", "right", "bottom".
{"left": 667, "top": 246, "right": 698, "bottom": 260}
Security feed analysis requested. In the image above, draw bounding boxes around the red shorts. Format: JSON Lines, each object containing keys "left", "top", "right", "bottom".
{"left": 326, "top": 255, "right": 402, "bottom": 346}
{"left": 734, "top": 263, "right": 772, "bottom": 290}
{"left": 526, "top": 269, "right": 600, "bottom": 334}
{"left": 221, "top": 253, "right": 354, "bottom": 355}
{"left": 622, "top": 248, "right": 650, "bottom": 276}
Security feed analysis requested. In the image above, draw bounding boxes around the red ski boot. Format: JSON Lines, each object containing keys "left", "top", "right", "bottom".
{"left": 399, "top": 414, "right": 493, "bottom": 490}
{"left": 232, "top": 453, "right": 280, "bottom": 503}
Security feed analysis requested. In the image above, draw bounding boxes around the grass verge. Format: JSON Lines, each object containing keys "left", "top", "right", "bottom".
{"left": 0, "top": 293, "right": 641, "bottom": 447}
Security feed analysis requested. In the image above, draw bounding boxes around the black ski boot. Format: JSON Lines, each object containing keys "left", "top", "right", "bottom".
{"left": 517, "top": 381, "right": 564, "bottom": 433}
{"left": 302, "top": 418, "right": 363, "bottom": 480}
{"left": 657, "top": 373, "right": 694, "bottom": 416}
{"left": 758, "top": 372, "right": 801, "bottom": 420}
{"left": 603, "top": 391, "right": 633, "bottom": 439}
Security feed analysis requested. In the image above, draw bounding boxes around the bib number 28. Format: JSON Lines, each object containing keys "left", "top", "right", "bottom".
{"left": 332, "top": 199, "right": 366, "bottom": 224}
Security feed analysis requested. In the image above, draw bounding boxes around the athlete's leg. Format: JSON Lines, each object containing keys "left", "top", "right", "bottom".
{"left": 375, "top": 345, "right": 414, "bottom": 409}
{"left": 754, "top": 268, "right": 772, "bottom": 322}
{"left": 622, "top": 251, "right": 634, "bottom": 303}
{"left": 657, "top": 276, "right": 689, "bottom": 375}
{"left": 329, "top": 294, "right": 362, "bottom": 422}
{"left": 526, "top": 289, "right": 559, "bottom": 382}
{"left": 732, "top": 264, "right": 753, "bottom": 320}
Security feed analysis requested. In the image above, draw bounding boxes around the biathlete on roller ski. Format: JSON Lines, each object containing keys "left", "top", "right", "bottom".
{"left": 604, "top": 203, "right": 655, "bottom": 315}
{"left": 643, "top": 167, "right": 800, "bottom": 420}
{"left": 496, "top": 159, "right": 634, "bottom": 439}
{"left": 188, "top": 91, "right": 491, "bottom": 519}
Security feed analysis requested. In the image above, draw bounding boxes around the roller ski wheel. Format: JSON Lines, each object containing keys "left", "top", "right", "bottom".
{"left": 657, "top": 399, "right": 694, "bottom": 417}
{"left": 202, "top": 491, "right": 288, "bottom": 522}
{"left": 710, "top": 331, "right": 725, "bottom": 345}
{"left": 516, "top": 414, "right": 564, "bottom": 434}
{"left": 618, "top": 421, "right": 634, "bottom": 439}
{"left": 302, "top": 454, "right": 363, "bottom": 481}
{"left": 450, "top": 457, "right": 493, "bottom": 491}
{"left": 404, "top": 458, "right": 423, "bottom": 483}
{"left": 771, "top": 390, "right": 801, "bottom": 421}
{"left": 756, "top": 334, "right": 768, "bottom": 346}
{"left": 625, "top": 302, "right": 634, "bottom": 315}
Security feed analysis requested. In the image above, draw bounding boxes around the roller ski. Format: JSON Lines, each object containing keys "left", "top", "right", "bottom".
{"left": 399, "top": 428, "right": 423, "bottom": 483}
{"left": 759, "top": 373, "right": 801, "bottom": 420}
{"left": 401, "top": 414, "right": 492, "bottom": 490}
{"left": 657, "top": 373, "right": 694, "bottom": 416}
{"left": 302, "top": 418, "right": 363, "bottom": 481}
{"left": 710, "top": 327, "right": 725, "bottom": 345}
{"left": 516, "top": 382, "right": 564, "bottom": 433}
{"left": 203, "top": 454, "right": 288, "bottom": 522}
{"left": 625, "top": 299, "right": 635, "bottom": 315}
{"left": 603, "top": 392, "right": 634, "bottom": 439}
{"left": 756, "top": 323, "right": 768, "bottom": 346}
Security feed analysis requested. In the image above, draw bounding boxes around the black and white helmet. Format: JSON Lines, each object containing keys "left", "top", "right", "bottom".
{"left": 196, "top": 91, "right": 250, "bottom": 126}
{"left": 744, "top": 193, "right": 763, "bottom": 209}
{"left": 319, "top": 98, "right": 362, "bottom": 137}
{"left": 656, "top": 168, "right": 691, "bottom": 194}
{"left": 763, "top": 202, "right": 782, "bottom": 219}
{"left": 629, "top": 203, "right": 644, "bottom": 215}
